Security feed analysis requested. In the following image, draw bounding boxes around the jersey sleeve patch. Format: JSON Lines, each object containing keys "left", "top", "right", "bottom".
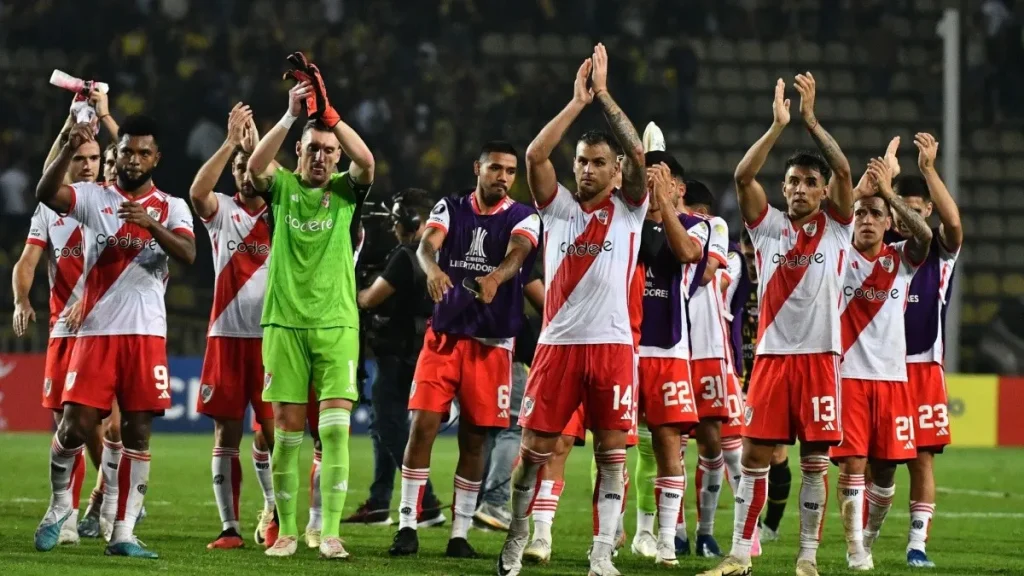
{"left": 168, "top": 197, "right": 196, "bottom": 237}
{"left": 511, "top": 212, "right": 542, "bottom": 246}
{"left": 27, "top": 204, "right": 50, "bottom": 245}
{"left": 425, "top": 198, "right": 450, "bottom": 233}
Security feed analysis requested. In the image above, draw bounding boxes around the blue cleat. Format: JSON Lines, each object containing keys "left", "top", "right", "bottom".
{"left": 907, "top": 549, "right": 935, "bottom": 568}
{"left": 78, "top": 514, "right": 101, "bottom": 538}
{"left": 675, "top": 536, "right": 691, "bottom": 556}
{"left": 35, "top": 509, "right": 72, "bottom": 552}
{"left": 105, "top": 539, "right": 159, "bottom": 559}
{"left": 696, "top": 534, "right": 722, "bottom": 557}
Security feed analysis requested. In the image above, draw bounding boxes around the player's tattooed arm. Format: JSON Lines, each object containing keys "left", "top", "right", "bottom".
{"left": 36, "top": 123, "right": 92, "bottom": 214}
{"left": 736, "top": 79, "right": 789, "bottom": 224}
{"left": 914, "top": 132, "right": 962, "bottom": 252}
{"left": 191, "top": 103, "right": 253, "bottom": 220}
{"left": 794, "top": 72, "right": 853, "bottom": 219}
{"left": 475, "top": 234, "right": 534, "bottom": 304}
{"left": 417, "top": 226, "right": 453, "bottom": 303}
{"left": 868, "top": 158, "right": 932, "bottom": 263}
{"left": 591, "top": 44, "right": 644, "bottom": 203}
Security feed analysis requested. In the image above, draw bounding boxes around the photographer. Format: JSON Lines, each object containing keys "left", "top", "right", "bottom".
{"left": 347, "top": 189, "right": 444, "bottom": 526}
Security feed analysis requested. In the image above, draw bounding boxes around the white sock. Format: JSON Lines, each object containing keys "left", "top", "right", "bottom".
{"left": 100, "top": 440, "right": 122, "bottom": 525}
{"left": 637, "top": 507, "right": 656, "bottom": 536}
{"left": 592, "top": 449, "right": 627, "bottom": 559}
{"left": 655, "top": 475, "right": 686, "bottom": 548}
{"left": 307, "top": 450, "right": 322, "bottom": 531}
{"left": 511, "top": 447, "right": 550, "bottom": 537}
{"left": 864, "top": 482, "right": 895, "bottom": 550}
{"left": 531, "top": 479, "right": 561, "bottom": 541}
{"left": 212, "top": 447, "right": 241, "bottom": 532}
{"left": 696, "top": 454, "right": 725, "bottom": 536}
{"left": 111, "top": 448, "right": 149, "bottom": 544}
{"left": 728, "top": 465, "right": 769, "bottom": 562}
{"left": 838, "top": 473, "right": 865, "bottom": 558}
{"left": 251, "top": 443, "right": 275, "bottom": 512}
{"left": 797, "top": 455, "right": 829, "bottom": 563}
{"left": 49, "top": 436, "right": 81, "bottom": 512}
{"left": 451, "top": 475, "right": 481, "bottom": 540}
{"left": 721, "top": 437, "right": 743, "bottom": 494}
{"left": 907, "top": 501, "right": 934, "bottom": 553}
{"left": 399, "top": 466, "right": 429, "bottom": 530}
{"left": 675, "top": 439, "right": 689, "bottom": 540}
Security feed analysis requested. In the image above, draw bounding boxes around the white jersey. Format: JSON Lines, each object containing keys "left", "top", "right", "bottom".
{"left": 26, "top": 204, "right": 87, "bottom": 338}
{"left": 689, "top": 216, "right": 730, "bottom": 360}
{"left": 538, "top": 184, "right": 648, "bottom": 346}
{"left": 840, "top": 241, "right": 919, "bottom": 381}
{"left": 201, "top": 193, "right": 271, "bottom": 338}
{"left": 67, "top": 182, "right": 194, "bottom": 337}
{"left": 720, "top": 249, "right": 744, "bottom": 322}
{"left": 746, "top": 204, "right": 854, "bottom": 355}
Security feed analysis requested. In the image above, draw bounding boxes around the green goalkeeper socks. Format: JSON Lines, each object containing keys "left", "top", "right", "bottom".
{"left": 635, "top": 429, "right": 658, "bottom": 515}
{"left": 272, "top": 429, "right": 304, "bottom": 537}
{"left": 318, "top": 408, "right": 351, "bottom": 539}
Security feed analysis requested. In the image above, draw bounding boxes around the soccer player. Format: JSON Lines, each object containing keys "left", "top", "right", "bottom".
{"left": 680, "top": 180, "right": 732, "bottom": 557}
{"left": 13, "top": 117, "right": 102, "bottom": 546}
{"left": 630, "top": 158, "right": 707, "bottom": 566}
{"left": 246, "top": 70, "right": 374, "bottom": 559}
{"left": 498, "top": 44, "right": 649, "bottom": 576}
{"left": 33, "top": 116, "right": 197, "bottom": 559}
{"left": 190, "top": 102, "right": 278, "bottom": 549}
{"left": 701, "top": 74, "right": 855, "bottom": 576}
{"left": 389, "top": 141, "right": 539, "bottom": 559}
{"left": 831, "top": 156, "right": 933, "bottom": 570}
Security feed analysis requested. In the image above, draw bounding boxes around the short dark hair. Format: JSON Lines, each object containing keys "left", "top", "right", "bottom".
{"left": 232, "top": 148, "right": 250, "bottom": 166}
{"left": 784, "top": 151, "right": 831, "bottom": 183}
{"left": 479, "top": 140, "right": 518, "bottom": 159}
{"left": 301, "top": 119, "right": 332, "bottom": 137}
{"left": 119, "top": 114, "right": 160, "bottom": 146}
{"left": 683, "top": 179, "right": 715, "bottom": 209}
{"left": 644, "top": 151, "right": 685, "bottom": 180}
{"left": 393, "top": 188, "right": 435, "bottom": 223}
{"left": 894, "top": 175, "right": 931, "bottom": 202}
{"left": 577, "top": 130, "right": 622, "bottom": 156}
{"left": 104, "top": 142, "right": 117, "bottom": 156}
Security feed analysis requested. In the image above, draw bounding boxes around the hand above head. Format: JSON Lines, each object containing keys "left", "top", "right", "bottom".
{"left": 884, "top": 136, "right": 901, "bottom": 178}
{"left": 772, "top": 78, "right": 791, "bottom": 127}
{"left": 914, "top": 132, "right": 939, "bottom": 173}
{"left": 793, "top": 72, "right": 817, "bottom": 127}
{"left": 573, "top": 59, "right": 594, "bottom": 105}
{"left": 288, "top": 81, "right": 313, "bottom": 118}
{"left": 66, "top": 122, "right": 95, "bottom": 149}
{"left": 590, "top": 43, "right": 609, "bottom": 95}
{"left": 866, "top": 157, "right": 894, "bottom": 196}
{"left": 226, "top": 102, "right": 253, "bottom": 147}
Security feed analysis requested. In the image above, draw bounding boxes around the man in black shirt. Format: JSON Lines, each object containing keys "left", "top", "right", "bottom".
{"left": 346, "top": 189, "right": 445, "bottom": 526}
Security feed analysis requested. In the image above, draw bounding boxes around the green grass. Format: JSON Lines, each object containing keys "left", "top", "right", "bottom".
{"left": 1, "top": 434, "right": 1023, "bottom": 575}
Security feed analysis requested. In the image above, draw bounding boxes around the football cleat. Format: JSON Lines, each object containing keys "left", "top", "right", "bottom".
{"left": 78, "top": 514, "right": 101, "bottom": 538}
{"left": 847, "top": 551, "right": 874, "bottom": 571}
{"left": 417, "top": 505, "right": 446, "bottom": 528}
{"left": 587, "top": 544, "right": 621, "bottom": 576}
{"left": 105, "top": 538, "right": 159, "bottom": 559}
{"left": 473, "top": 502, "right": 511, "bottom": 532}
{"left": 751, "top": 526, "right": 763, "bottom": 557}
{"left": 342, "top": 501, "right": 393, "bottom": 526}
{"left": 523, "top": 537, "right": 551, "bottom": 564}
{"left": 446, "top": 537, "right": 478, "bottom": 558}
{"left": 696, "top": 533, "right": 722, "bottom": 557}
{"left": 795, "top": 558, "right": 820, "bottom": 576}
{"left": 654, "top": 541, "right": 679, "bottom": 567}
{"left": 58, "top": 521, "right": 80, "bottom": 545}
{"left": 760, "top": 524, "right": 780, "bottom": 542}
{"left": 207, "top": 529, "right": 244, "bottom": 550}
{"left": 264, "top": 535, "right": 297, "bottom": 557}
{"left": 389, "top": 527, "right": 418, "bottom": 556}
{"left": 907, "top": 548, "right": 935, "bottom": 568}
{"left": 319, "top": 536, "right": 349, "bottom": 560}
{"left": 34, "top": 508, "right": 72, "bottom": 552}
{"left": 304, "top": 528, "right": 321, "bottom": 549}
{"left": 254, "top": 509, "right": 273, "bottom": 545}
{"left": 630, "top": 531, "right": 657, "bottom": 558}
{"left": 496, "top": 519, "right": 530, "bottom": 576}
{"left": 675, "top": 535, "right": 691, "bottom": 556}
{"left": 697, "top": 555, "right": 753, "bottom": 576}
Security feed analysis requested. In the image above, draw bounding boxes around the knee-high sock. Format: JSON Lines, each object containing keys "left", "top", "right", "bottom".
{"left": 271, "top": 429, "right": 304, "bottom": 538}
{"left": 399, "top": 465, "right": 429, "bottom": 530}
{"left": 531, "top": 479, "right": 563, "bottom": 542}
{"left": 797, "top": 455, "right": 829, "bottom": 563}
{"left": 763, "top": 458, "right": 791, "bottom": 531}
{"left": 318, "top": 409, "right": 351, "bottom": 540}
{"left": 111, "top": 448, "right": 150, "bottom": 544}
{"left": 675, "top": 436, "right": 689, "bottom": 539}
{"left": 451, "top": 475, "right": 482, "bottom": 540}
{"left": 592, "top": 449, "right": 627, "bottom": 559}
{"left": 307, "top": 449, "right": 323, "bottom": 530}
{"left": 863, "top": 482, "right": 894, "bottom": 551}
{"left": 49, "top": 436, "right": 83, "bottom": 512}
{"left": 635, "top": 429, "right": 658, "bottom": 535}
{"left": 251, "top": 442, "right": 275, "bottom": 512}
{"left": 510, "top": 447, "right": 551, "bottom": 535}
{"left": 212, "top": 447, "right": 242, "bottom": 531}
{"left": 838, "top": 473, "right": 865, "bottom": 558}
{"left": 907, "top": 501, "right": 934, "bottom": 553}
{"left": 727, "top": 465, "right": 769, "bottom": 561}
{"left": 721, "top": 437, "right": 743, "bottom": 494}
{"left": 655, "top": 475, "right": 686, "bottom": 547}
{"left": 99, "top": 439, "right": 122, "bottom": 525}
{"left": 70, "top": 450, "right": 86, "bottom": 512}
{"left": 696, "top": 453, "right": 725, "bottom": 536}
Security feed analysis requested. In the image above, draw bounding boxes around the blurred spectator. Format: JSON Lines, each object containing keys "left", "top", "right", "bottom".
{"left": 0, "top": 156, "right": 30, "bottom": 216}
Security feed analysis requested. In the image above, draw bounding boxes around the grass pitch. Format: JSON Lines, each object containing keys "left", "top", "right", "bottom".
{"left": 1, "top": 433, "right": 1022, "bottom": 575}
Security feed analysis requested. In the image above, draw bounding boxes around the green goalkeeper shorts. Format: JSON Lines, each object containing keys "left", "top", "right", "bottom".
{"left": 262, "top": 325, "right": 360, "bottom": 404}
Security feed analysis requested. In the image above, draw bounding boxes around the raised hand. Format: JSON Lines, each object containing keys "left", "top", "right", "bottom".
{"left": 66, "top": 122, "right": 95, "bottom": 149}
{"left": 89, "top": 87, "right": 110, "bottom": 117}
{"left": 914, "top": 132, "right": 939, "bottom": 173}
{"left": 288, "top": 81, "right": 313, "bottom": 118}
{"left": 794, "top": 72, "right": 817, "bottom": 127}
{"left": 884, "top": 136, "right": 901, "bottom": 178}
{"left": 590, "top": 43, "right": 609, "bottom": 95}
{"left": 242, "top": 117, "right": 259, "bottom": 153}
{"left": 772, "top": 78, "right": 791, "bottom": 127}
{"left": 866, "top": 157, "right": 894, "bottom": 196}
{"left": 573, "top": 59, "right": 594, "bottom": 105}
{"left": 650, "top": 162, "right": 675, "bottom": 208}
{"left": 226, "top": 102, "right": 253, "bottom": 147}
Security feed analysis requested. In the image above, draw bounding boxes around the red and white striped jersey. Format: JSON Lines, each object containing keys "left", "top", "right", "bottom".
{"left": 538, "top": 184, "right": 647, "bottom": 346}
{"left": 26, "top": 204, "right": 87, "bottom": 338}
{"left": 689, "top": 216, "right": 730, "bottom": 360}
{"left": 840, "top": 241, "right": 919, "bottom": 381}
{"left": 200, "top": 193, "right": 270, "bottom": 338}
{"left": 720, "top": 249, "right": 744, "bottom": 321}
{"left": 67, "top": 182, "right": 194, "bottom": 337}
{"left": 746, "top": 204, "right": 853, "bottom": 355}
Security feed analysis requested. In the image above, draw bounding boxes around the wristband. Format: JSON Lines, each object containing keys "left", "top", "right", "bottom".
{"left": 278, "top": 111, "right": 298, "bottom": 129}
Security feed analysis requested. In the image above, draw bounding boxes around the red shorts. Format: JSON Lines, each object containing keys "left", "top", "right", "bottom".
{"left": 720, "top": 373, "right": 746, "bottom": 438}
{"left": 64, "top": 335, "right": 169, "bottom": 413}
{"left": 42, "top": 337, "right": 75, "bottom": 410}
{"left": 744, "top": 353, "right": 842, "bottom": 445}
{"left": 521, "top": 343, "right": 635, "bottom": 434}
{"left": 562, "top": 403, "right": 641, "bottom": 447}
{"left": 411, "top": 327, "right": 512, "bottom": 428}
{"left": 198, "top": 337, "right": 272, "bottom": 422}
{"left": 907, "top": 362, "right": 951, "bottom": 451}
{"left": 637, "top": 357, "right": 699, "bottom": 431}
{"left": 830, "top": 378, "right": 917, "bottom": 462}
{"left": 691, "top": 358, "right": 731, "bottom": 421}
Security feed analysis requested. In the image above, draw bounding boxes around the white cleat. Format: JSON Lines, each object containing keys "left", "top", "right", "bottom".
{"left": 319, "top": 536, "right": 349, "bottom": 560}
{"left": 58, "top": 522, "right": 80, "bottom": 545}
{"left": 305, "top": 528, "right": 321, "bottom": 549}
{"left": 265, "top": 535, "right": 297, "bottom": 557}
{"left": 847, "top": 551, "right": 875, "bottom": 571}
{"left": 630, "top": 531, "right": 657, "bottom": 558}
{"left": 523, "top": 537, "right": 551, "bottom": 564}
{"left": 588, "top": 551, "right": 622, "bottom": 576}
{"left": 759, "top": 525, "right": 779, "bottom": 542}
{"left": 655, "top": 541, "right": 679, "bottom": 567}
{"left": 795, "top": 558, "right": 820, "bottom": 576}
{"left": 254, "top": 509, "right": 273, "bottom": 545}
{"left": 496, "top": 520, "right": 529, "bottom": 576}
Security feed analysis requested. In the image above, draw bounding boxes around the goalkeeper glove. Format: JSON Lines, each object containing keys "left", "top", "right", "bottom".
{"left": 282, "top": 52, "right": 340, "bottom": 128}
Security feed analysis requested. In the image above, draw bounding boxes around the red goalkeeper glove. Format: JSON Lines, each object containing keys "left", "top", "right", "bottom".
{"left": 282, "top": 52, "right": 339, "bottom": 128}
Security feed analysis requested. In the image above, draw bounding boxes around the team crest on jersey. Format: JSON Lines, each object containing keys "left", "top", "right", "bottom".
{"left": 432, "top": 202, "right": 446, "bottom": 215}
{"left": 596, "top": 209, "right": 609, "bottom": 225}
{"left": 200, "top": 384, "right": 214, "bottom": 403}
{"left": 744, "top": 406, "right": 754, "bottom": 426}
{"left": 43, "top": 378, "right": 52, "bottom": 397}
{"left": 146, "top": 207, "right": 162, "bottom": 221}
{"left": 802, "top": 220, "right": 818, "bottom": 237}
{"left": 320, "top": 191, "right": 331, "bottom": 208}
{"left": 880, "top": 255, "right": 894, "bottom": 273}
{"left": 263, "top": 372, "right": 273, "bottom": 390}
{"left": 522, "top": 396, "right": 535, "bottom": 418}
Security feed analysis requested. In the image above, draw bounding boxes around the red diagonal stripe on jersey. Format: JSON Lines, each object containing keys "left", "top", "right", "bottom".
{"left": 49, "top": 226, "right": 85, "bottom": 324}
{"left": 841, "top": 247, "right": 900, "bottom": 355}
{"left": 80, "top": 224, "right": 153, "bottom": 323}
{"left": 209, "top": 217, "right": 271, "bottom": 328}
{"left": 757, "top": 213, "right": 827, "bottom": 342}
{"left": 543, "top": 203, "right": 615, "bottom": 329}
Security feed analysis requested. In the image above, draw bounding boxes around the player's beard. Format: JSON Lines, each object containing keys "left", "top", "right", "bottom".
{"left": 117, "top": 168, "right": 154, "bottom": 192}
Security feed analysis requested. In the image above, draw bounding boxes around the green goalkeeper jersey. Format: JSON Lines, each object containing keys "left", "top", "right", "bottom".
{"left": 261, "top": 167, "right": 365, "bottom": 329}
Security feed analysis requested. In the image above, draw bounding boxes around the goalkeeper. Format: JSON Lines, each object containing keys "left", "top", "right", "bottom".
{"left": 246, "top": 53, "right": 374, "bottom": 560}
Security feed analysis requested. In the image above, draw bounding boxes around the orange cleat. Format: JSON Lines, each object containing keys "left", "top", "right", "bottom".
{"left": 207, "top": 529, "right": 245, "bottom": 550}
